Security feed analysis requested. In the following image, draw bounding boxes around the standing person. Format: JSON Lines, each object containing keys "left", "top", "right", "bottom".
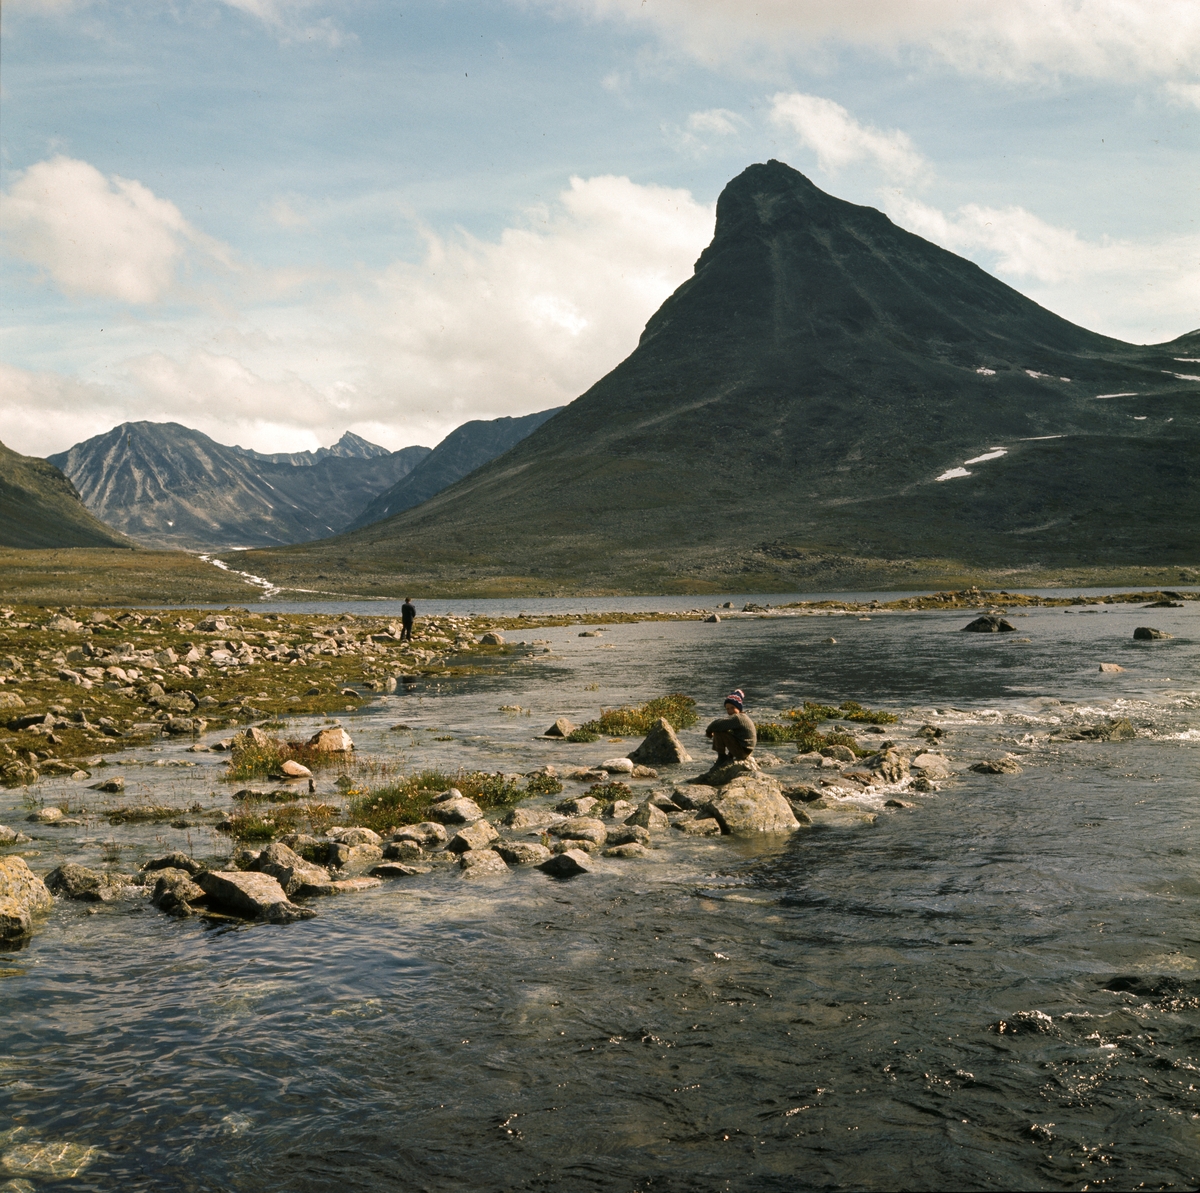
{"left": 705, "top": 689, "right": 756, "bottom": 764}
{"left": 400, "top": 597, "right": 416, "bottom": 642}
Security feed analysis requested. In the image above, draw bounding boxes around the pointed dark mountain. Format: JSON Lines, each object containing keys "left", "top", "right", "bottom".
{"left": 244, "top": 160, "right": 1200, "bottom": 591}
{"left": 346, "top": 407, "right": 563, "bottom": 531}
{"left": 49, "top": 422, "right": 430, "bottom": 549}
{"left": 0, "top": 439, "right": 132, "bottom": 549}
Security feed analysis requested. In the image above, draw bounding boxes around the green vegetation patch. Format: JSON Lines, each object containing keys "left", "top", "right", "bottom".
{"left": 226, "top": 736, "right": 334, "bottom": 781}
{"left": 756, "top": 718, "right": 868, "bottom": 756}
{"left": 579, "top": 693, "right": 697, "bottom": 737}
{"left": 347, "top": 768, "right": 548, "bottom": 834}
{"left": 785, "top": 700, "right": 896, "bottom": 725}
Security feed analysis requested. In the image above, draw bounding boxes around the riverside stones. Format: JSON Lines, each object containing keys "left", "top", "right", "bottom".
{"left": 625, "top": 801, "right": 669, "bottom": 832}
{"left": 142, "top": 851, "right": 204, "bottom": 875}
{"left": 602, "top": 799, "right": 637, "bottom": 822}
{"left": 604, "top": 842, "right": 650, "bottom": 858}
{"left": 251, "top": 842, "right": 330, "bottom": 897}
{"left": 479, "top": 632, "right": 505, "bottom": 646}
{"left": 501, "top": 806, "right": 557, "bottom": 831}
{"left": 705, "top": 775, "right": 800, "bottom": 836}
{"left": 458, "top": 849, "right": 509, "bottom": 877}
{"left": 331, "top": 827, "right": 382, "bottom": 847}
{"left": 27, "top": 807, "right": 63, "bottom": 824}
{"left": 327, "top": 843, "right": 384, "bottom": 875}
{"left": 627, "top": 718, "right": 692, "bottom": 766}
{"left": 448, "top": 820, "right": 500, "bottom": 853}
{"left": 970, "top": 754, "right": 1023, "bottom": 774}
{"left": 538, "top": 849, "right": 593, "bottom": 877}
{"left": 427, "top": 792, "right": 484, "bottom": 824}
{"left": 686, "top": 757, "right": 761, "bottom": 786}
{"left": 674, "top": 818, "right": 722, "bottom": 836}
{"left": 962, "top": 615, "right": 1016, "bottom": 632}
{"left": 0, "top": 858, "right": 52, "bottom": 944}
{"left": 382, "top": 840, "right": 424, "bottom": 861}
{"left": 495, "top": 841, "right": 552, "bottom": 866}
{"left": 307, "top": 726, "right": 354, "bottom": 752}
{"left": 150, "top": 869, "right": 207, "bottom": 916}
{"left": 392, "top": 822, "right": 448, "bottom": 848}
{"left": 911, "top": 753, "right": 951, "bottom": 779}
{"left": 606, "top": 824, "right": 651, "bottom": 847}
{"left": 196, "top": 871, "right": 315, "bottom": 922}
{"left": 297, "top": 876, "right": 381, "bottom": 896}
{"left": 556, "top": 796, "right": 597, "bottom": 816}
{"left": 1133, "top": 627, "right": 1172, "bottom": 640}
{"left": 551, "top": 817, "right": 607, "bottom": 846}
{"left": 0, "top": 826, "right": 32, "bottom": 846}
{"left": 601, "top": 757, "right": 635, "bottom": 774}
{"left": 44, "top": 864, "right": 130, "bottom": 903}
{"left": 371, "top": 863, "right": 429, "bottom": 878}
{"left": 280, "top": 760, "right": 312, "bottom": 778}
{"left": 861, "top": 748, "right": 909, "bottom": 782}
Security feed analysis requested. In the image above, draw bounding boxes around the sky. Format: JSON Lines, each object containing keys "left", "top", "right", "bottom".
{"left": 2, "top": 0, "right": 1198, "bottom": 459}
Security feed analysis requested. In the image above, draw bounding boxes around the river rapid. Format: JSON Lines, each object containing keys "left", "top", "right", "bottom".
{"left": 3, "top": 600, "right": 1200, "bottom": 1190}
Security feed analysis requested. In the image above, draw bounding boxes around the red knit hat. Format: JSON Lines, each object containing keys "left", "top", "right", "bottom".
{"left": 724, "top": 689, "right": 745, "bottom": 710}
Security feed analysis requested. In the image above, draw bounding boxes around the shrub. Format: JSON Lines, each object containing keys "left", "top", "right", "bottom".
{"left": 756, "top": 717, "right": 867, "bottom": 756}
{"left": 580, "top": 693, "right": 697, "bottom": 737}
{"left": 524, "top": 773, "right": 564, "bottom": 796}
{"left": 226, "top": 735, "right": 330, "bottom": 781}
{"left": 585, "top": 781, "right": 632, "bottom": 802}
{"left": 566, "top": 727, "right": 601, "bottom": 743}
{"left": 784, "top": 700, "right": 896, "bottom": 726}
{"left": 346, "top": 769, "right": 540, "bottom": 834}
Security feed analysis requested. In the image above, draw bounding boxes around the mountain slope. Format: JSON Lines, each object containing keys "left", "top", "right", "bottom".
{"left": 346, "top": 407, "right": 563, "bottom": 530}
{"left": 0, "top": 439, "right": 132, "bottom": 549}
{"left": 245, "top": 159, "right": 1200, "bottom": 593}
{"left": 239, "top": 431, "right": 392, "bottom": 467}
{"left": 49, "top": 422, "right": 430, "bottom": 549}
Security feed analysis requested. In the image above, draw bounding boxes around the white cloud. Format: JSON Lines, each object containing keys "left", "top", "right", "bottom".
{"left": 557, "top": 0, "right": 1200, "bottom": 86}
{"left": 770, "top": 93, "right": 925, "bottom": 183}
{"left": 687, "top": 108, "right": 742, "bottom": 136}
{"left": 2, "top": 174, "right": 716, "bottom": 457}
{"left": 1166, "top": 81, "right": 1200, "bottom": 108}
{"left": 217, "top": 0, "right": 347, "bottom": 46}
{"left": 885, "top": 193, "right": 1200, "bottom": 342}
{"left": 1, "top": 156, "right": 231, "bottom": 304}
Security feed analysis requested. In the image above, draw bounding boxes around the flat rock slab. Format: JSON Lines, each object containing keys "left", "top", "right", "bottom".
{"left": 551, "top": 816, "right": 608, "bottom": 845}
{"left": 674, "top": 818, "right": 722, "bottom": 836}
{"left": 603, "top": 843, "right": 650, "bottom": 858}
{"left": 495, "top": 842, "right": 553, "bottom": 866}
{"left": 970, "top": 755, "right": 1023, "bottom": 774}
{"left": 197, "top": 871, "right": 315, "bottom": 922}
{"left": 806, "top": 806, "right": 879, "bottom": 828}
{"left": 371, "top": 863, "right": 430, "bottom": 878}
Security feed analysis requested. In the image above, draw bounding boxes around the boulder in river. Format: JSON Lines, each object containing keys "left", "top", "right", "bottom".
{"left": 556, "top": 796, "right": 597, "bottom": 816}
{"left": 1098, "top": 663, "right": 1126, "bottom": 673}
{"left": 458, "top": 849, "right": 509, "bottom": 877}
{"left": 44, "top": 863, "right": 131, "bottom": 903}
{"left": 911, "top": 753, "right": 951, "bottom": 779}
{"left": 962, "top": 615, "right": 1016, "bottom": 632}
{"left": 382, "top": 840, "right": 424, "bottom": 861}
{"left": 601, "top": 757, "right": 635, "bottom": 774}
{"left": 90, "top": 777, "right": 124, "bottom": 793}
{"left": 197, "top": 871, "right": 315, "bottom": 922}
{"left": 495, "top": 841, "right": 553, "bottom": 866}
{"left": 0, "top": 826, "right": 32, "bottom": 846}
{"left": 150, "top": 868, "right": 207, "bottom": 916}
{"left": 970, "top": 755, "right": 1023, "bottom": 774}
{"left": 252, "top": 842, "right": 330, "bottom": 897}
{"left": 427, "top": 794, "right": 484, "bottom": 824}
{"left": 551, "top": 817, "right": 607, "bottom": 846}
{"left": 607, "top": 824, "right": 652, "bottom": 847}
{"left": 448, "top": 820, "right": 500, "bottom": 853}
{"left": 603, "top": 843, "right": 650, "bottom": 858}
{"left": 280, "top": 760, "right": 312, "bottom": 778}
{"left": 627, "top": 718, "right": 693, "bottom": 766}
{"left": 602, "top": 799, "right": 637, "bottom": 821}
{"left": 331, "top": 826, "right": 382, "bottom": 847}
{"left": 1069, "top": 718, "right": 1137, "bottom": 741}
{"left": 392, "top": 821, "right": 449, "bottom": 848}
{"left": 307, "top": 726, "right": 354, "bottom": 752}
{"left": 501, "top": 806, "right": 558, "bottom": 831}
{"left": 705, "top": 774, "right": 800, "bottom": 836}
{"left": 142, "top": 851, "right": 204, "bottom": 876}
{"left": 1133, "top": 627, "right": 1172, "bottom": 640}
{"left": 686, "top": 757, "right": 762, "bottom": 786}
{"left": 543, "top": 718, "right": 576, "bottom": 738}
{"left": 861, "top": 748, "right": 909, "bottom": 783}
{"left": 0, "top": 858, "right": 53, "bottom": 945}
{"left": 819, "top": 745, "right": 856, "bottom": 763}
{"left": 27, "top": 807, "right": 63, "bottom": 824}
{"left": 327, "top": 843, "right": 383, "bottom": 875}
{"left": 538, "top": 849, "right": 593, "bottom": 878}
{"left": 371, "top": 863, "right": 429, "bottom": 878}
{"left": 479, "top": 631, "right": 505, "bottom": 646}
{"left": 625, "top": 801, "right": 669, "bottom": 832}
{"left": 674, "top": 817, "right": 722, "bottom": 836}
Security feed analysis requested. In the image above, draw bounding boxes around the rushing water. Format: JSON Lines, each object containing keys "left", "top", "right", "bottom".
{"left": 3, "top": 601, "right": 1200, "bottom": 1190}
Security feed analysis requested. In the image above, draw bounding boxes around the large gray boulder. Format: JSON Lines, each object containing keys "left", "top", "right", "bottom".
{"left": 1133, "top": 626, "right": 1172, "bottom": 640}
{"left": 495, "top": 841, "right": 553, "bottom": 866}
{"left": 0, "top": 857, "right": 52, "bottom": 944}
{"left": 551, "top": 817, "right": 607, "bottom": 846}
{"left": 196, "top": 870, "right": 315, "bottom": 923}
{"left": 327, "top": 843, "right": 384, "bottom": 875}
{"left": 252, "top": 842, "right": 330, "bottom": 896}
{"left": 538, "top": 849, "right": 593, "bottom": 878}
{"left": 427, "top": 795, "right": 484, "bottom": 825}
{"left": 628, "top": 717, "right": 693, "bottom": 766}
{"left": 861, "top": 749, "right": 909, "bottom": 783}
{"left": 459, "top": 849, "right": 509, "bottom": 878}
{"left": 625, "top": 801, "right": 669, "bottom": 831}
{"left": 448, "top": 820, "right": 500, "bottom": 854}
{"left": 705, "top": 775, "right": 800, "bottom": 836}
{"left": 150, "top": 868, "right": 208, "bottom": 916}
{"left": 686, "top": 757, "right": 761, "bottom": 786}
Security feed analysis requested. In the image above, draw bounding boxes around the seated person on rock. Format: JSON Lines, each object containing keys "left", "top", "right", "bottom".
{"left": 705, "top": 689, "right": 756, "bottom": 764}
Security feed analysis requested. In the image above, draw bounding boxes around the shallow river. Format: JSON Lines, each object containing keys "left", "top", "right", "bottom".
{"left": 4, "top": 601, "right": 1200, "bottom": 1190}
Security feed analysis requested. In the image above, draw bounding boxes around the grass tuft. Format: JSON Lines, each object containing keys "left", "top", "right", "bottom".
{"left": 579, "top": 693, "right": 697, "bottom": 737}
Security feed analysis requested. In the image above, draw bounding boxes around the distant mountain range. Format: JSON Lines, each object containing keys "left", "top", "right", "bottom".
{"left": 38, "top": 410, "right": 561, "bottom": 551}
{"left": 241, "top": 159, "right": 1200, "bottom": 594}
{"left": 345, "top": 408, "right": 562, "bottom": 531}
{"left": 0, "top": 439, "right": 131, "bottom": 549}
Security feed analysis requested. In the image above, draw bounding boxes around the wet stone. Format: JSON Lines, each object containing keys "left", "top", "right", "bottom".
{"left": 495, "top": 841, "right": 553, "bottom": 866}
{"left": 448, "top": 820, "right": 500, "bottom": 854}
{"left": 551, "top": 817, "right": 607, "bottom": 846}
{"left": 602, "top": 843, "right": 650, "bottom": 859}
{"left": 538, "top": 849, "right": 593, "bottom": 878}
{"left": 458, "top": 849, "right": 509, "bottom": 877}
{"left": 674, "top": 818, "right": 722, "bottom": 837}
{"left": 392, "top": 822, "right": 448, "bottom": 848}
{"left": 370, "top": 863, "right": 429, "bottom": 879}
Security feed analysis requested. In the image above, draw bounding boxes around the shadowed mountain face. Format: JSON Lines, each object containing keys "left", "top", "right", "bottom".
{"left": 48, "top": 423, "right": 430, "bottom": 549}
{"left": 251, "top": 159, "right": 1200, "bottom": 591}
{"left": 345, "top": 407, "right": 563, "bottom": 531}
{"left": 0, "top": 440, "right": 132, "bottom": 549}
{"left": 238, "top": 431, "right": 392, "bottom": 467}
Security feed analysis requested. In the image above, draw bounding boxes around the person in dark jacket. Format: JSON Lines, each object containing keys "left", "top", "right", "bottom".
{"left": 705, "top": 688, "right": 756, "bottom": 763}
{"left": 400, "top": 597, "right": 416, "bottom": 642}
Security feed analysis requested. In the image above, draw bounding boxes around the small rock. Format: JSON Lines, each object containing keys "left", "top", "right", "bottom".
{"left": 392, "top": 822, "right": 448, "bottom": 848}
{"left": 307, "top": 726, "right": 354, "bottom": 752}
{"left": 606, "top": 824, "right": 651, "bottom": 847}
{"left": 296, "top": 876, "right": 382, "bottom": 896}
{"left": 555, "top": 796, "right": 597, "bottom": 816}
{"left": 332, "top": 826, "right": 382, "bottom": 847}
{"left": 819, "top": 745, "right": 856, "bottom": 763}
{"left": 861, "top": 748, "right": 909, "bottom": 783}
{"left": 1133, "top": 627, "right": 1172, "bottom": 640}
{"left": 382, "top": 840, "right": 424, "bottom": 861}
{"left": 551, "top": 817, "right": 607, "bottom": 845}
{"left": 544, "top": 718, "right": 576, "bottom": 738}
{"left": 280, "top": 760, "right": 312, "bottom": 778}
{"left": 27, "top": 807, "right": 63, "bottom": 824}
{"left": 458, "top": 849, "right": 509, "bottom": 877}
{"left": 495, "top": 841, "right": 553, "bottom": 866}
{"left": 625, "top": 801, "right": 669, "bottom": 831}
{"left": 601, "top": 757, "right": 635, "bottom": 774}
{"left": 961, "top": 615, "right": 1016, "bottom": 632}
{"left": 329, "top": 843, "right": 384, "bottom": 875}
{"left": 674, "top": 818, "right": 722, "bottom": 836}
{"left": 704, "top": 614, "right": 720, "bottom": 623}
{"left": 448, "top": 820, "right": 500, "bottom": 853}
{"left": 627, "top": 718, "right": 692, "bottom": 766}
{"left": 630, "top": 765, "right": 658, "bottom": 778}
{"left": 479, "top": 632, "right": 505, "bottom": 646}
{"left": 970, "top": 755, "right": 1023, "bottom": 774}
{"left": 151, "top": 869, "right": 207, "bottom": 916}
{"left": 0, "top": 857, "right": 52, "bottom": 944}
{"left": 885, "top": 798, "right": 916, "bottom": 809}
{"left": 501, "top": 806, "right": 558, "bottom": 830}
{"left": 602, "top": 799, "right": 637, "bottom": 821}
{"left": 196, "top": 870, "right": 315, "bottom": 922}
{"left": 428, "top": 796, "right": 484, "bottom": 825}
{"left": 252, "top": 842, "right": 330, "bottom": 897}
{"left": 603, "top": 843, "right": 649, "bottom": 858}
{"left": 1098, "top": 663, "right": 1126, "bottom": 673}
{"left": 370, "top": 863, "right": 429, "bottom": 878}
{"left": 911, "top": 777, "right": 935, "bottom": 793}
{"left": 233, "top": 726, "right": 272, "bottom": 750}
{"left": 824, "top": 637, "right": 837, "bottom": 644}
{"left": 44, "top": 863, "right": 131, "bottom": 902}
{"left": 911, "top": 753, "right": 951, "bottom": 779}
{"left": 142, "top": 851, "right": 204, "bottom": 875}
{"left": 538, "top": 849, "right": 593, "bottom": 877}
{"left": 89, "top": 777, "right": 124, "bottom": 793}
{"left": 994, "top": 1009, "right": 1054, "bottom": 1034}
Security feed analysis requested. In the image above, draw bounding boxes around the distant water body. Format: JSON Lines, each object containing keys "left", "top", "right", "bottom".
{"left": 206, "top": 585, "right": 1199, "bottom": 618}
{"left": 3, "top": 602, "right": 1200, "bottom": 1189}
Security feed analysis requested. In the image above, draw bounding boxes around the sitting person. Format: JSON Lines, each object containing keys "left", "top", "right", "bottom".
{"left": 705, "top": 689, "right": 756, "bottom": 764}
